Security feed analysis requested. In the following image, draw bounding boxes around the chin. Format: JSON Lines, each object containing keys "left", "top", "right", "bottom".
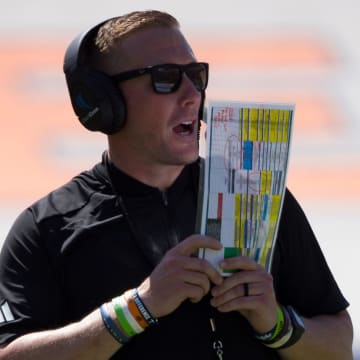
{"left": 176, "top": 152, "right": 199, "bottom": 165}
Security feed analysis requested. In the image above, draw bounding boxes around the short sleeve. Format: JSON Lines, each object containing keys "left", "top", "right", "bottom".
{"left": 0, "top": 208, "right": 68, "bottom": 345}
{"left": 272, "top": 189, "right": 349, "bottom": 317}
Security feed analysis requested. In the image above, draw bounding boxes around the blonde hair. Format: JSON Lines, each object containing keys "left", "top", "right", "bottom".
{"left": 89, "top": 10, "right": 179, "bottom": 72}
{"left": 95, "top": 10, "right": 179, "bottom": 53}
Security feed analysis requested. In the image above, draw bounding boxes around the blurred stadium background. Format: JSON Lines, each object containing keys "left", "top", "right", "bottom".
{"left": 0, "top": 0, "right": 359, "bottom": 357}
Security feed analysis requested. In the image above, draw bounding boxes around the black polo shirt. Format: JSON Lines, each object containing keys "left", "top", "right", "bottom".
{"left": 0, "top": 154, "right": 349, "bottom": 359}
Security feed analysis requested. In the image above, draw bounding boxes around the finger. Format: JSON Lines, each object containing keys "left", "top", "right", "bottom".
{"left": 183, "top": 282, "right": 208, "bottom": 303}
{"left": 179, "top": 267, "right": 211, "bottom": 290}
{"left": 219, "top": 256, "right": 261, "bottom": 272}
{"left": 182, "top": 256, "right": 223, "bottom": 286}
{"left": 212, "top": 293, "right": 259, "bottom": 312}
{"left": 159, "top": 269, "right": 212, "bottom": 304}
{"left": 212, "top": 281, "right": 265, "bottom": 306}
{"left": 172, "top": 235, "right": 222, "bottom": 257}
{"left": 212, "top": 270, "right": 273, "bottom": 297}
{"left": 213, "top": 288, "right": 276, "bottom": 316}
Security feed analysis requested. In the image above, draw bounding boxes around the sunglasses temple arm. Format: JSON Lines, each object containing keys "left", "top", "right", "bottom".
{"left": 201, "top": 106, "right": 207, "bottom": 123}
{"left": 198, "top": 90, "right": 207, "bottom": 122}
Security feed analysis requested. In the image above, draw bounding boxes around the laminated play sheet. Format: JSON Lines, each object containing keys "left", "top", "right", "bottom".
{"left": 198, "top": 101, "right": 294, "bottom": 275}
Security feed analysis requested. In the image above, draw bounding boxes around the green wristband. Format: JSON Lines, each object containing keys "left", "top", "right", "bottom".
{"left": 270, "top": 304, "right": 285, "bottom": 340}
{"left": 112, "top": 297, "right": 137, "bottom": 337}
{"left": 254, "top": 304, "right": 285, "bottom": 342}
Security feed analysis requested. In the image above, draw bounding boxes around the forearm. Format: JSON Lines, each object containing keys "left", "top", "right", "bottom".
{"left": 0, "top": 307, "right": 121, "bottom": 360}
{"left": 277, "top": 310, "right": 353, "bottom": 360}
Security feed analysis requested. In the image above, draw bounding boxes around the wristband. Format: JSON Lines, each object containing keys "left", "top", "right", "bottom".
{"left": 277, "top": 306, "right": 306, "bottom": 349}
{"left": 100, "top": 303, "right": 130, "bottom": 345}
{"left": 265, "top": 323, "right": 293, "bottom": 349}
{"left": 112, "top": 296, "right": 138, "bottom": 337}
{"left": 133, "top": 288, "right": 159, "bottom": 326}
{"left": 124, "top": 289, "right": 149, "bottom": 330}
{"left": 262, "top": 304, "right": 291, "bottom": 345}
{"left": 262, "top": 305, "right": 305, "bottom": 349}
{"left": 254, "top": 304, "right": 285, "bottom": 342}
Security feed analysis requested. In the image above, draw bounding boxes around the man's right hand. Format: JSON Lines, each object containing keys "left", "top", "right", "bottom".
{"left": 136, "top": 235, "right": 223, "bottom": 318}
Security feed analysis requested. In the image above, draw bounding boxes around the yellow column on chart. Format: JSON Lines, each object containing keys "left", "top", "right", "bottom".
{"left": 240, "top": 193, "right": 247, "bottom": 248}
{"left": 258, "top": 108, "right": 264, "bottom": 142}
{"left": 249, "top": 108, "right": 259, "bottom": 141}
{"left": 269, "top": 109, "right": 279, "bottom": 142}
{"left": 282, "top": 110, "right": 291, "bottom": 143}
{"left": 260, "top": 171, "right": 267, "bottom": 195}
{"left": 265, "top": 195, "right": 281, "bottom": 248}
{"left": 242, "top": 107, "right": 249, "bottom": 141}
{"left": 259, "top": 248, "right": 269, "bottom": 267}
{"left": 266, "top": 171, "right": 273, "bottom": 194}
{"left": 263, "top": 109, "right": 270, "bottom": 142}
{"left": 278, "top": 110, "right": 285, "bottom": 143}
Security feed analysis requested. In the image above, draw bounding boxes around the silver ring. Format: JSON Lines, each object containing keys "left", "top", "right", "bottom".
{"left": 244, "top": 283, "right": 249, "bottom": 297}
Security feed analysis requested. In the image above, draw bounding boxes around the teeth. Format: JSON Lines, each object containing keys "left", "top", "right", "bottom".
{"left": 173, "top": 120, "right": 194, "bottom": 134}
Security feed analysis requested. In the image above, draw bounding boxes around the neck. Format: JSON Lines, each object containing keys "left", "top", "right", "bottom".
{"left": 107, "top": 149, "right": 184, "bottom": 192}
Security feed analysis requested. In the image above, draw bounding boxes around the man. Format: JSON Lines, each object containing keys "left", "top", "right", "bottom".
{"left": 0, "top": 10, "right": 353, "bottom": 359}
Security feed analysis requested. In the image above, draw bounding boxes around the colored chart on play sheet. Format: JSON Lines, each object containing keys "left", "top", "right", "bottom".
{"left": 199, "top": 101, "right": 294, "bottom": 275}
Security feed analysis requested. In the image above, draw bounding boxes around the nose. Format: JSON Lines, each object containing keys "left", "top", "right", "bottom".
{"left": 179, "top": 73, "right": 202, "bottom": 106}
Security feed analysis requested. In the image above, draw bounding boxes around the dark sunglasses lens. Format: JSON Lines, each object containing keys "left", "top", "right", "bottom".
{"left": 153, "top": 66, "right": 181, "bottom": 93}
{"left": 152, "top": 63, "right": 208, "bottom": 93}
{"left": 185, "top": 63, "right": 208, "bottom": 91}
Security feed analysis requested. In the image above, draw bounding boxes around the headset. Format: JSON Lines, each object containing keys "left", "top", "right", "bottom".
{"left": 63, "top": 18, "right": 206, "bottom": 135}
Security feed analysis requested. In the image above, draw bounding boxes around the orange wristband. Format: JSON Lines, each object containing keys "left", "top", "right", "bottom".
{"left": 124, "top": 289, "right": 149, "bottom": 329}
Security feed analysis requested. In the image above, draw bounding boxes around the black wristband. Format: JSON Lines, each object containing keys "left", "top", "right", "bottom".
{"left": 277, "top": 306, "right": 305, "bottom": 349}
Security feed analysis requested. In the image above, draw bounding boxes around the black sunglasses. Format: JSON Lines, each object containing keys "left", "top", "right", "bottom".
{"left": 111, "top": 62, "right": 209, "bottom": 94}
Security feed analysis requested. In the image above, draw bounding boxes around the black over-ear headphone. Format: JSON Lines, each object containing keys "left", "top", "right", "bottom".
{"left": 63, "top": 19, "right": 127, "bottom": 135}
{"left": 63, "top": 18, "right": 206, "bottom": 135}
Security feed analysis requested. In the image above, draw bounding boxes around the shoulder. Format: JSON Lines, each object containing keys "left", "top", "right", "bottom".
{"left": 278, "top": 188, "right": 310, "bottom": 230}
{"left": 4, "top": 159, "right": 116, "bottom": 244}
{"left": 1, "top": 158, "right": 121, "bottom": 262}
{"left": 33, "top": 159, "right": 113, "bottom": 220}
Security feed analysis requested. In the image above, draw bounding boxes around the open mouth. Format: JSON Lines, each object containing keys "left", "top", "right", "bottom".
{"left": 173, "top": 121, "right": 195, "bottom": 135}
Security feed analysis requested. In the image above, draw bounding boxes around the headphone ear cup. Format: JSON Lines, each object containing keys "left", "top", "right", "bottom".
{"left": 66, "top": 67, "right": 127, "bottom": 134}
